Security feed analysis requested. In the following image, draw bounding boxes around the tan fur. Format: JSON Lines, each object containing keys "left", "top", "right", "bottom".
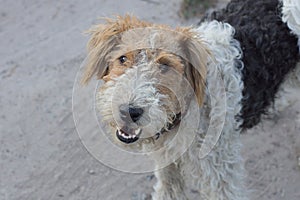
{"left": 179, "top": 28, "right": 209, "bottom": 106}
{"left": 156, "top": 52, "right": 185, "bottom": 74}
{"left": 81, "top": 15, "right": 151, "bottom": 84}
{"left": 103, "top": 51, "right": 135, "bottom": 82}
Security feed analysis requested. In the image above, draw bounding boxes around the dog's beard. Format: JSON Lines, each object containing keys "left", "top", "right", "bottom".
{"left": 96, "top": 65, "right": 181, "bottom": 148}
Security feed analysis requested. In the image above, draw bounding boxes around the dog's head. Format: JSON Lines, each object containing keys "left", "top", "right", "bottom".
{"left": 82, "top": 15, "right": 209, "bottom": 148}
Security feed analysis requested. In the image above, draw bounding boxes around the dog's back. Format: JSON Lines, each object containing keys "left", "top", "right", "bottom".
{"left": 202, "top": 0, "right": 300, "bottom": 129}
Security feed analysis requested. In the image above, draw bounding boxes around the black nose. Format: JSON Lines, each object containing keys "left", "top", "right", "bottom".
{"left": 119, "top": 104, "right": 144, "bottom": 122}
{"left": 128, "top": 106, "right": 144, "bottom": 122}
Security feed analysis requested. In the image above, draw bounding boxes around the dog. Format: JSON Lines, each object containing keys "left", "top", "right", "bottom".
{"left": 81, "top": 0, "right": 300, "bottom": 199}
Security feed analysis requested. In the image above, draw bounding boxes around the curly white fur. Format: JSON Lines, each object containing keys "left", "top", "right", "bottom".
{"left": 276, "top": 0, "right": 300, "bottom": 113}
{"left": 152, "top": 21, "right": 247, "bottom": 200}
{"left": 192, "top": 21, "right": 246, "bottom": 200}
{"left": 281, "top": 0, "right": 300, "bottom": 50}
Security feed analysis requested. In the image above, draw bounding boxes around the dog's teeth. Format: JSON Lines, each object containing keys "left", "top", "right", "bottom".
{"left": 135, "top": 129, "right": 141, "bottom": 135}
{"left": 121, "top": 133, "right": 126, "bottom": 138}
{"left": 116, "top": 128, "right": 141, "bottom": 141}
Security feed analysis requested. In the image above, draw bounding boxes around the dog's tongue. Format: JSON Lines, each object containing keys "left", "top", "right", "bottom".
{"left": 116, "top": 128, "right": 141, "bottom": 144}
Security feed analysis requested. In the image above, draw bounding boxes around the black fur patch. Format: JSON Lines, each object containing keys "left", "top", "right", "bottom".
{"left": 201, "top": 0, "right": 300, "bottom": 129}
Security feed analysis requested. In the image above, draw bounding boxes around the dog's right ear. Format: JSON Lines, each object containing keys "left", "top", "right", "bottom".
{"left": 81, "top": 15, "right": 150, "bottom": 84}
{"left": 80, "top": 21, "right": 120, "bottom": 85}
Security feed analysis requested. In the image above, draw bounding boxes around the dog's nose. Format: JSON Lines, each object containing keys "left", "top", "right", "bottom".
{"left": 128, "top": 106, "right": 144, "bottom": 122}
{"left": 119, "top": 104, "right": 144, "bottom": 122}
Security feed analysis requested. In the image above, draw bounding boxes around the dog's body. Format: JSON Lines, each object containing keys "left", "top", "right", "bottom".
{"left": 82, "top": 0, "right": 300, "bottom": 199}
{"left": 203, "top": 0, "right": 300, "bottom": 129}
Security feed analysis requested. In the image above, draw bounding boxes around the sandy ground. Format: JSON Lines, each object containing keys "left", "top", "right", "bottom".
{"left": 0, "top": 0, "right": 299, "bottom": 200}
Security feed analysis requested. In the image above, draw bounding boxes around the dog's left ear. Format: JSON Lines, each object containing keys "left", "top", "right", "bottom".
{"left": 179, "top": 28, "right": 210, "bottom": 106}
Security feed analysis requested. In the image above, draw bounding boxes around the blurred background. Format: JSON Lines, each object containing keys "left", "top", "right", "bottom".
{"left": 0, "top": 0, "right": 299, "bottom": 199}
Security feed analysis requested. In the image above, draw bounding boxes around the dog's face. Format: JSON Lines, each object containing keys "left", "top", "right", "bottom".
{"left": 82, "top": 16, "right": 209, "bottom": 148}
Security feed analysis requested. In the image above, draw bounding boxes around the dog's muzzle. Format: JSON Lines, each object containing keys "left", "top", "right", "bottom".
{"left": 116, "top": 104, "right": 144, "bottom": 144}
{"left": 116, "top": 103, "right": 181, "bottom": 144}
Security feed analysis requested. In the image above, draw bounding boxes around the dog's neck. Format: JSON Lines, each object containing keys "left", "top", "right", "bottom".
{"left": 154, "top": 112, "right": 181, "bottom": 140}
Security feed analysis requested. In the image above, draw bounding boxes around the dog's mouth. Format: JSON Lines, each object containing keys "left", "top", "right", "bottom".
{"left": 116, "top": 127, "right": 142, "bottom": 144}
{"left": 116, "top": 112, "right": 181, "bottom": 144}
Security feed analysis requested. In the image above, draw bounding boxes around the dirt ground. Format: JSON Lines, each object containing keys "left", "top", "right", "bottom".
{"left": 0, "top": 0, "right": 299, "bottom": 199}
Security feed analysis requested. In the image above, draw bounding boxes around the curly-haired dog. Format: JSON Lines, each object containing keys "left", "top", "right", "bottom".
{"left": 82, "top": 0, "right": 300, "bottom": 199}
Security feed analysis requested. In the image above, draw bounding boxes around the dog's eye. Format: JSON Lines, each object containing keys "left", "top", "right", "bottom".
{"left": 159, "top": 64, "right": 169, "bottom": 73}
{"left": 119, "top": 55, "right": 127, "bottom": 64}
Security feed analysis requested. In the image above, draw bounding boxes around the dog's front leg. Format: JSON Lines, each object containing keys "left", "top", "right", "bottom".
{"left": 152, "top": 162, "right": 188, "bottom": 200}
